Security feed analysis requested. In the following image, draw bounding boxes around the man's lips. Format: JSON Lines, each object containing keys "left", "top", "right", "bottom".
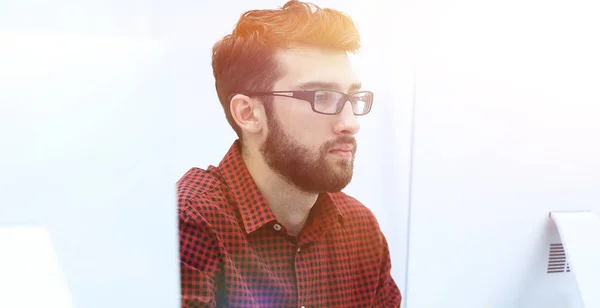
{"left": 329, "top": 145, "right": 354, "bottom": 158}
{"left": 329, "top": 150, "right": 353, "bottom": 158}
{"left": 329, "top": 144, "right": 354, "bottom": 152}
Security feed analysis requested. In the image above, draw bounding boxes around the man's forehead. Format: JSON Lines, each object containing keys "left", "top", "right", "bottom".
{"left": 274, "top": 47, "right": 361, "bottom": 92}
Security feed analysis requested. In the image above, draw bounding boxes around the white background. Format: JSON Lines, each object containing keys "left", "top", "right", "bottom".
{"left": 406, "top": 0, "right": 600, "bottom": 306}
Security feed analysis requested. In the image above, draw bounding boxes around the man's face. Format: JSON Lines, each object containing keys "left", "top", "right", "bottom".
{"left": 259, "top": 47, "right": 362, "bottom": 193}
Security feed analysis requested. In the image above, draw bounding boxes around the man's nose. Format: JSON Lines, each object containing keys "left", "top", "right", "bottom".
{"left": 333, "top": 101, "right": 360, "bottom": 135}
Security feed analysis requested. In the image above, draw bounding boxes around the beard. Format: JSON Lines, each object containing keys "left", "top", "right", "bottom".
{"left": 259, "top": 114, "right": 357, "bottom": 194}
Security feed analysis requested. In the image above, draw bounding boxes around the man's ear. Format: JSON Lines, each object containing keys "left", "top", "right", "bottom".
{"left": 230, "top": 94, "right": 265, "bottom": 135}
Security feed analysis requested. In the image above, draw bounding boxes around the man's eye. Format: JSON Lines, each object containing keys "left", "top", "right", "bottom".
{"left": 316, "top": 93, "right": 330, "bottom": 100}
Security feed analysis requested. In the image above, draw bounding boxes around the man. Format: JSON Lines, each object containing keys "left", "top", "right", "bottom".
{"left": 177, "top": 1, "right": 402, "bottom": 307}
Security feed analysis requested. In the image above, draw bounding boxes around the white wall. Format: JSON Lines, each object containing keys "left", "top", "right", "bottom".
{"left": 404, "top": 0, "right": 600, "bottom": 306}
{"left": 0, "top": 1, "right": 180, "bottom": 307}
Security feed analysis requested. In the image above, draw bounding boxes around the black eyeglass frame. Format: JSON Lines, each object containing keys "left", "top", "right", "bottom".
{"left": 228, "top": 90, "right": 374, "bottom": 115}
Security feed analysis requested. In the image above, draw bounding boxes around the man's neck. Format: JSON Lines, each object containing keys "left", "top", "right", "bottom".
{"left": 242, "top": 150, "right": 318, "bottom": 236}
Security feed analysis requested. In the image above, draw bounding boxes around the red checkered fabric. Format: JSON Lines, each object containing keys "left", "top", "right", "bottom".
{"left": 178, "top": 140, "right": 401, "bottom": 307}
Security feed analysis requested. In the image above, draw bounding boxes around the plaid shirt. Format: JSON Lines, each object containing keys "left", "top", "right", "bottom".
{"left": 178, "top": 140, "right": 401, "bottom": 307}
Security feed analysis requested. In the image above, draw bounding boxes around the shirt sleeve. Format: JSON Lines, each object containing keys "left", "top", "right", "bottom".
{"left": 179, "top": 201, "right": 221, "bottom": 308}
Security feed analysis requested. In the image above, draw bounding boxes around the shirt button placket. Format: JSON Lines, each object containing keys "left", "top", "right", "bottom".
{"left": 295, "top": 245, "right": 304, "bottom": 308}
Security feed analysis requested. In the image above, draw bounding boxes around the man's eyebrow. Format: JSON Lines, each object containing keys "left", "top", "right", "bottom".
{"left": 296, "top": 81, "right": 363, "bottom": 93}
{"left": 296, "top": 81, "right": 338, "bottom": 90}
{"left": 348, "top": 82, "right": 362, "bottom": 93}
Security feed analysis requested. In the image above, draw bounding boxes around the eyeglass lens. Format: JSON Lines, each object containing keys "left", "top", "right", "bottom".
{"left": 313, "top": 91, "right": 372, "bottom": 115}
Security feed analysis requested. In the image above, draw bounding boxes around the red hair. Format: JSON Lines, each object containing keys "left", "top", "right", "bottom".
{"left": 211, "top": 0, "right": 361, "bottom": 138}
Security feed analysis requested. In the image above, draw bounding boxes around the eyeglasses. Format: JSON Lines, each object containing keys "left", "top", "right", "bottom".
{"left": 230, "top": 90, "right": 374, "bottom": 115}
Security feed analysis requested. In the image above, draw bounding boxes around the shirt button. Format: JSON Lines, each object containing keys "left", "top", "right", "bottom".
{"left": 300, "top": 306, "right": 306, "bottom": 308}
{"left": 297, "top": 247, "right": 301, "bottom": 252}
{"left": 273, "top": 223, "right": 282, "bottom": 231}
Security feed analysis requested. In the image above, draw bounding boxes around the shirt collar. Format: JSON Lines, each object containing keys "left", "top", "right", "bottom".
{"left": 217, "top": 140, "right": 344, "bottom": 234}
